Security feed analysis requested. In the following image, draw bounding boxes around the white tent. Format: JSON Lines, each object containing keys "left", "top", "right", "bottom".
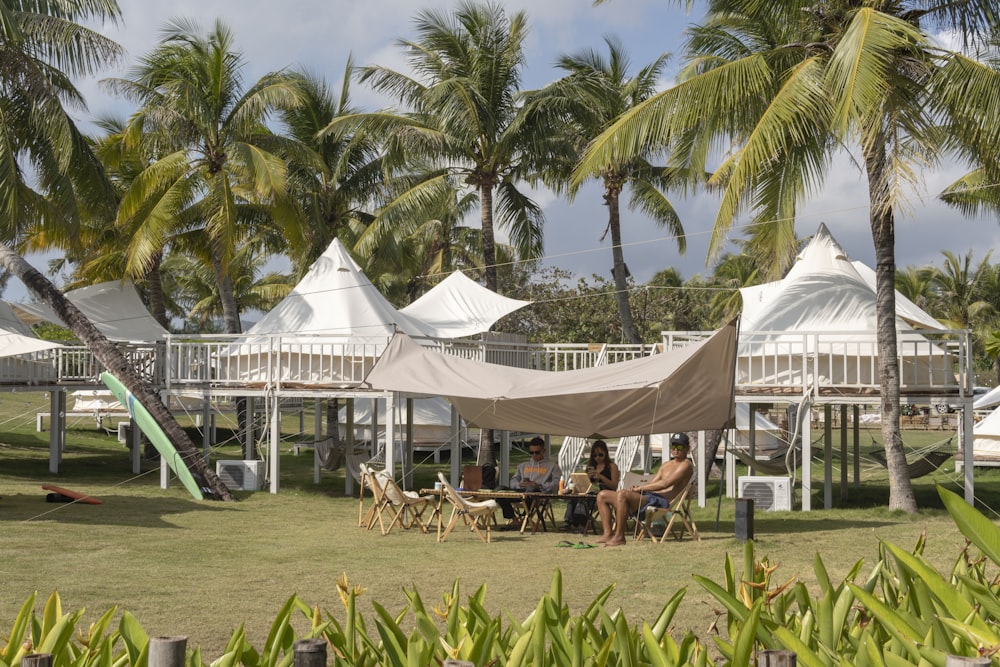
{"left": 337, "top": 397, "right": 479, "bottom": 450}
{"left": 223, "top": 239, "right": 533, "bottom": 384}
{"left": 738, "top": 224, "right": 951, "bottom": 387}
{"left": 364, "top": 320, "right": 739, "bottom": 439}
{"left": 972, "top": 406, "right": 1000, "bottom": 465}
{"left": 0, "top": 300, "right": 60, "bottom": 384}
{"left": 11, "top": 280, "right": 168, "bottom": 341}
{"left": 0, "top": 299, "right": 62, "bottom": 357}
{"left": 246, "top": 238, "right": 438, "bottom": 338}
{"left": 649, "top": 403, "right": 784, "bottom": 457}
{"left": 399, "top": 271, "right": 530, "bottom": 338}
{"left": 974, "top": 385, "right": 1000, "bottom": 410}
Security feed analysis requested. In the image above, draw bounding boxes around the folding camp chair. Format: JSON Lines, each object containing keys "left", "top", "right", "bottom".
{"left": 357, "top": 464, "right": 391, "bottom": 532}
{"left": 636, "top": 482, "right": 700, "bottom": 543}
{"left": 379, "top": 474, "right": 432, "bottom": 534}
{"left": 437, "top": 472, "right": 498, "bottom": 543}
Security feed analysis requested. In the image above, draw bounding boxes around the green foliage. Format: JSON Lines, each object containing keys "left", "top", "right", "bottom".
{"left": 10, "top": 493, "right": 1000, "bottom": 667}
{"left": 695, "top": 485, "right": 1000, "bottom": 665}
{"left": 501, "top": 264, "right": 720, "bottom": 344}
{"left": 1, "top": 574, "right": 709, "bottom": 667}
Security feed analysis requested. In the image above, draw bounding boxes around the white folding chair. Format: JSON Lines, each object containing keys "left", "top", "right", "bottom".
{"left": 436, "top": 471, "right": 498, "bottom": 543}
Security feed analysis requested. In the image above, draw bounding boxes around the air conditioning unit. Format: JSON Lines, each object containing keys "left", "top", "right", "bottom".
{"left": 216, "top": 460, "right": 265, "bottom": 491}
{"left": 738, "top": 476, "right": 793, "bottom": 511}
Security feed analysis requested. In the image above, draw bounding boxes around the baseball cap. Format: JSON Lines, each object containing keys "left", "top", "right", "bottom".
{"left": 669, "top": 432, "right": 690, "bottom": 447}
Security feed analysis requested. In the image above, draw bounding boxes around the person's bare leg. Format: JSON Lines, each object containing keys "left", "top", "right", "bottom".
{"left": 594, "top": 490, "right": 615, "bottom": 543}
{"left": 604, "top": 491, "right": 638, "bottom": 546}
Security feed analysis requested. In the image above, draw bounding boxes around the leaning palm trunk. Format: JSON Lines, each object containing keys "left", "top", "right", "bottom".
{"left": 865, "top": 141, "right": 917, "bottom": 512}
{"left": 0, "top": 243, "right": 236, "bottom": 502}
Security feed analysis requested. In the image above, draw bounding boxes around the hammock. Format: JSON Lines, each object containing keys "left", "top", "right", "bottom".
{"left": 869, "top": 437, "right": 953, "bottom": 478}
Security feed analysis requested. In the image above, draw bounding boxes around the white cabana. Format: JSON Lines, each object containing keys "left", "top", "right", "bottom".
{"left": 363, "top": 320, "right": 739, "bottom": 439}
{"left": 11, "top": 280, "right": 168, "bottom": 342}
{"left": 399, "top": 271, "right": 531, "bottom": 338}
{"left": 221, "top": 239, "right": 438, "bottom": 384}
{"left": 971, "top": 406, "right": 1000, "bottom": 466}
{"left": 338, "top": 396, "right": 479, "bottom": 452}
{"left": 0, "top": 300, "right": 60, "bottom": 383}
{"left": 738, "top": 224, "right": 952, "bottom": 387}
{"left": 223, "top": 239, "right": 532, "bottom": 385}
{"left": 649, "top": 402, "right": 784, "bottom": 458}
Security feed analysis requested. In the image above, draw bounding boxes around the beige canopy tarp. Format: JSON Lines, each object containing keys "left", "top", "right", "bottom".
{"left": 363, "top": 320, "right": 738, "bottom": 439}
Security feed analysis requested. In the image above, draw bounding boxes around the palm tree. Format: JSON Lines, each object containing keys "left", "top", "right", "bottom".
{"left": 325, "top": 1, "right": 557, "bottom": 294}
{"left": 578, "top": 0, "right": 1000, "bottom": 512}
{"left": 103, "top": 18, "right": 302, "bottom": 335}
{"left": 277, "top": 64, "right": 386, "bottom": 277}
{"left": 537, "top": 36, "right": 688, "bottom": 343}
{"left": 926, "top": 250, "right": 995, "bottom": 330}
{"left": 895, "top": 265, "right": 935, "bottom": 314}
{"left": 0, "top": 1, "right": 235, "bottom": 500}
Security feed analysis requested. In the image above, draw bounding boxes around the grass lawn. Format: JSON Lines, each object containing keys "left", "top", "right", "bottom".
{"left": 0, "top": 390, "right": 996, "bottom": 658}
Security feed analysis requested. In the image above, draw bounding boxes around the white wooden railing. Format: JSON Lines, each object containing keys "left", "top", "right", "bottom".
{"left": 0, "top": 327, "right": 971, "bottom": 398}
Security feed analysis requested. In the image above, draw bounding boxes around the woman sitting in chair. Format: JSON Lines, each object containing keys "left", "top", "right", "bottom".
{"left": 563, "top": 440, "right": 619, "bottom": 531}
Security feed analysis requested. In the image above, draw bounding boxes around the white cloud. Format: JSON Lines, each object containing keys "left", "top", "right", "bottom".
{"left": 5, "top": 1, "right": 995, "bottom": 304}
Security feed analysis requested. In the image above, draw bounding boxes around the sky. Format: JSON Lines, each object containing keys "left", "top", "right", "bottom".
{"left": 8, "top": 0, "right": 1000, "bottom": 303}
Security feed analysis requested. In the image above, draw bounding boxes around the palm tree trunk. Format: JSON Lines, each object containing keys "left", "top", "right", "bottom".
{"left": 605, "top": 187, "right": 641, "bottom": 344}
{"left": 478, "top": 180, "right": 497, "bottom": 466}
{"left": 144, "top": 250, "right": 170, "bottom": 330}
{"left": 0, "top": 243, "right": 236, "bottom": 501}
{"left": 215, "top": 264, "right": 243, "bottom": 335}
{"left": 864, "top": 141, "right": 917, "bottom": 513}
{"left": 480, "top": 182, "right": 498, "bottom": 293}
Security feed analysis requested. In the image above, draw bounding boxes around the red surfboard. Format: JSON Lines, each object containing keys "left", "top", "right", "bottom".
{"left": 41, "top": 484, "right": 102, "bottom": 505}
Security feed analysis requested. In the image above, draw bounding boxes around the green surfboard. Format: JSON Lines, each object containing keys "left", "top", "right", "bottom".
{"left": 100, "top": 372, "right": 205, "bottom": 500}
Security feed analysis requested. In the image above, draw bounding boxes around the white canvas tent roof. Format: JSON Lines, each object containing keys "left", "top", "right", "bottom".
{"left": 0, "top": 300, "right": 62, "bottom": 357}
{"left": 363, "top": 320, "right": 739, "bottom": 438}
{"left": 974, "top": 385, "right": 1000, "bottom": 410}
{"left": 741, "top": 224, "right": 947, "bottom": 334}
{"left": 850, "top": 261, "right": 945, "bottom": 330}
{"left": 737, "top": 224, "right": 950, "bottom": 386}
{"left": 972, "top": 406, "right": 1000, "bottom": 465}
{"left": 246, "top": 238, "right": 437, "bottom": 338}
{"left": 11, "top": 280, "right": 168, "bottom": 341}
{"left": 399, "top": 271, "right": 530, "bottom": 338}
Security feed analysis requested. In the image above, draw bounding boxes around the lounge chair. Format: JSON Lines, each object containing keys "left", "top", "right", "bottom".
{"left": 378, "top": 473, "right": 432, "bottom": 535}
{"left": 437, "top": 471, "right": 498, "bottom": 543}
{"left": 636, "top": 482, "right": 700, "bottom": 543}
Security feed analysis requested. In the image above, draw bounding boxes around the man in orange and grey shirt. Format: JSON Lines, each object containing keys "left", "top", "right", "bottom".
{"left": 499, "top": 436, "right": 561, "bottom": 520}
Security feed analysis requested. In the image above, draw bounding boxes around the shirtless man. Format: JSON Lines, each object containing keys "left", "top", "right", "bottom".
{"left": 595, "top": 432, "right": 694, "bottom": 546}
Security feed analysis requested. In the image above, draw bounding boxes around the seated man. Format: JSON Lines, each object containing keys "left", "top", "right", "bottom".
{"left": 498, "top": 436, "right": 561, "bottom": 520}
{"left": 594, "top": 432, "right": 693, "bottom": 546}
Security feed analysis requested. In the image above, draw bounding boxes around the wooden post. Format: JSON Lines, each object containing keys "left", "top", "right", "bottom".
{"left": 21, "top": 654, "right": 53, "bottom": 667}
{"left": 149, "top": 636, "right": 187, "bottom": 667}
{"left": 760, "top": 649, "right": 796, "bottom": 666}
{"left": 293, "top": 638, "right": 327, "bottom": 667}
{"left": 443, "top": 662, "right": 475, "bottom": 667}
{"left": 945, "top": 656, "right": 990, "bottom": 666}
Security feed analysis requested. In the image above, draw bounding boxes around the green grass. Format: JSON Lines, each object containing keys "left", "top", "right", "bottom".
{"left": 1, "top": 390, "right": 997, "bottom": 658}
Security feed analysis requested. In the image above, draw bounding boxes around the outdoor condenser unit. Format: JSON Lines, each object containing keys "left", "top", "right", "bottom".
{"left": 737, "top": 476, "right": 793, "bottom": 512}
{"left": 216, "top": 460, "right": 265, "bottom": 491}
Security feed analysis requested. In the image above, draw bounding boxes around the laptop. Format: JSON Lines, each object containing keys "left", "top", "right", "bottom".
{"left": 569, "top": 472, "right": 595, "bottom": 494}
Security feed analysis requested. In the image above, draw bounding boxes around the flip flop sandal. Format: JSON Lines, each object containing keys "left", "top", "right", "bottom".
{"left": 556, "top": 540, "right": 575, "bottom": 548}
{"left": 573, "top": 542, "right": 597, "bottom": 549}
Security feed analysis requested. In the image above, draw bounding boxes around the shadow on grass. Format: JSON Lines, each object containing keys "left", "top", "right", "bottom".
{"left": 0, "top": 491, "right": 234, "bottom": 527}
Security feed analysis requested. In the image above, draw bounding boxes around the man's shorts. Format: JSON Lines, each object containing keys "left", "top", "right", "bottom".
{"left": 639, "top": 493, "right": 671, "bottom": 511}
